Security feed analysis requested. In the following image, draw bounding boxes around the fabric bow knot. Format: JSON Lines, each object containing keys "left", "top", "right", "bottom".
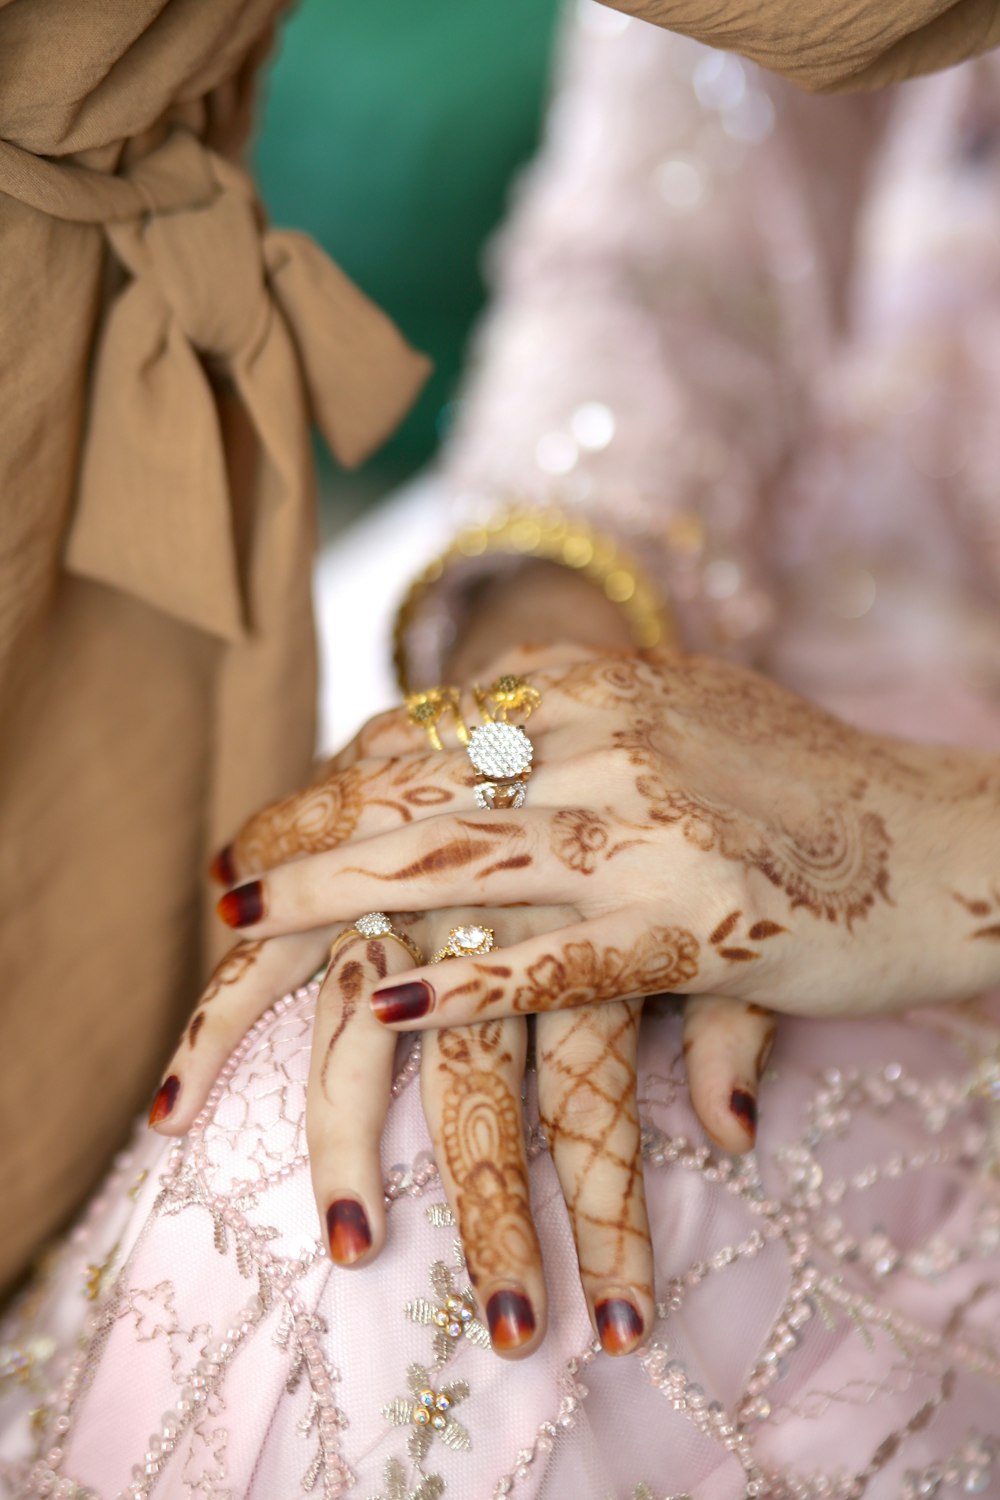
{"left": 61, "top": 130, "right": 429, "bottom": 642}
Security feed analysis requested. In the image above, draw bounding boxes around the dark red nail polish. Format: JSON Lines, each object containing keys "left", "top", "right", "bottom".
{"left": 149, "top": 1074, "right": 180, "bottom": 1127}
{"left": 217, "top": 880, "right": 264, "bottom": 928}
{"left": 486, "top": 1287, "right": 536, "bottom": 1351}
{"left": 370, "top": 980, "right": 433, "bottom": 1025}
{"left": 595, "top": 1297, "right": 645, "bottom": 1355}
{"left": 326, "top": 1199, "right": 372, "bottom": 1265}
{"left": 209, "top": 844, "right": 236, "bottom": 886}
{"left": 730, "top": 1087, "right": 758, "bottom": 1140}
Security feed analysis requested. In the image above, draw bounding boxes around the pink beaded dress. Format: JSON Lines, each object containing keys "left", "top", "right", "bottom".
{"left": 3, "top": 6, "right": 1000, "bottom": 1498}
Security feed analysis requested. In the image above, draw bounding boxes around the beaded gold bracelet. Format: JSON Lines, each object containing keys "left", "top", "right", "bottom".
{"left": 392, "top": 504, "right": 678, "bottom": 695}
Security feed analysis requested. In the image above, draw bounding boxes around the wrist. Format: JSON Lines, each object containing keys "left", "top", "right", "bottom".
{"left": 886, "top": 744, "right": 1000, "bottom": 1003}
{"left": 445, "top": 559, "right": 634, "bottom": 681}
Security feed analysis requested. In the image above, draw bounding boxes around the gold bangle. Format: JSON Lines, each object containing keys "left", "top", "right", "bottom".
{"left": 391, "top": 504, "right": 678, "bottom": 695}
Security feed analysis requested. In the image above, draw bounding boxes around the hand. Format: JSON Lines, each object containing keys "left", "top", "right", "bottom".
{"left": 211, "top": 646, "right": 1000, "bottom": 1025}
{"left": 149, "top": 902, "right": 660, "bottom": 1360}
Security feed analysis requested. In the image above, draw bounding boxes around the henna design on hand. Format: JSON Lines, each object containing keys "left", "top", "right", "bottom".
{"left": 345, "top": 820, "right": 531, "bottom": 885}
{"left": 186, "top": 939, "right": 266, "bottom": 1048}
{"left": 537, "top": 1004, "right": 650, "bottom": 1296}
{"left": 200, "top": 940, "right": 266, "bottom": 1006}
{"left": 708, "top": 911, "right": 788, "bottom": 963}
{"left": 551, "top": 808, "right": 647, "bottom": 875}
{"left": 229, "top": 752, "right": 463, "bottom": 876}
{"left": 235, "top": 769, "right": 365, "bottom": 872}
{"left": 433, "top": 1026, "right": 536, "bottom": 1291}
{"left": 952, "top": 888, "right": 1000, "bottom": 941}
{"left": 615, "top": 719, "right": 893, "bottom": 930}
{"left": 554, "top": 653, "right": 664, "bottom": 709}
{"left": 432, "top": 926, "right": 701, "bottom": 1017}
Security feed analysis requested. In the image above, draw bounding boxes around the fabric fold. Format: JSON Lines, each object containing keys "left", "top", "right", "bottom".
{"left": 0, "top": 128, "right": 430, "bottom": 639}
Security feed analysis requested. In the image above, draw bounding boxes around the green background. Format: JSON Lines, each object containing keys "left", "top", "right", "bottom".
{"left": 254, "top": 0, "right": 561, "bottom": 503}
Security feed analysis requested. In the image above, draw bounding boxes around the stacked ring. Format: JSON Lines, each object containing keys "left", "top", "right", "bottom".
{"left": 338, "top": 911, "right": 425, "bottom": 968}
{"left": 405, "top": 686, "right": 470, "bottom": 751}
{"left": 467, "top": 673, "right": 539, "bottom": 811}
{"left": 430, "top": 924, "right": 497, "bottom": 964}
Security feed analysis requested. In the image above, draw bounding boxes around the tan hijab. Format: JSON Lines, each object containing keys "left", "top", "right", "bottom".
{"left": 0, "top": 0, "right": 428, "bottom": 1291}
{"left": 601, "top": 0, "right": 1000, "bottom": 90}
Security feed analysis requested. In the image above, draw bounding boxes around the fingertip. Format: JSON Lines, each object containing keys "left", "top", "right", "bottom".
{"left": 370, "top": 978, "right": 434, "bottom": 1026}
{"left": 693, "top": 1086, "right": 758, "bottom": 1155}
{"left": 730, "top": 1086, "right": 758, "bottom": 1143}
{"left": 484, "top": 1286, "right": 544, "bottom": 1359}
{"left": 594, "top": 1295, "right": 647, "bottom": 1357}
{"left": 209, "top": 844, "right": 236, "bottom": 886}
{"left": 148, "top": 1074, "right": 181, "bottom": 1129}
{"left": 325, "top": 1196, "right": 383, "bottom": 1268}
{"left": 217, "top": 880, "right": 265, "bottom": 929}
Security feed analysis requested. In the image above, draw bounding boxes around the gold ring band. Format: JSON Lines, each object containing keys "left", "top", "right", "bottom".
{"left": 337, "top": 912, "right": 425, "bottom": 968}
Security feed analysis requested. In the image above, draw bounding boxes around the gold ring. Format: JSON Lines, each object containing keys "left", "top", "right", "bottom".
{"left": 405, "top": 686, "right": 470, "bottom": 751}
{"left": 474, "top": 673, "right": 541, "bottom": 725}
{"left": 430, "top": 923, "right": 496, "bottom": 964}
{"left": 337, "top": 911, "right": 425, "bottom": 968}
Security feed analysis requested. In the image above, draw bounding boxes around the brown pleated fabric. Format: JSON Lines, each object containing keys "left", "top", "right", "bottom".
{"left": 0, "top": 1, "right": 429, "bottom": 1292}
{"left": 601, "top": 0, "right": 1000, "bottom": 90}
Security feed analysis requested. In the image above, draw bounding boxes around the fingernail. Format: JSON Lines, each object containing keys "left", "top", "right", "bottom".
{"left": 370, "top": 980, "right": 433, "bottom": 1025}
{"left": 326, "top": 1198, "right": 372, "bottom": 1265}
{"left": 486, "top": 1287, "right": 536, "bottom": 1351}
{"left": 217, "top": 880, "right": 264, "bottom": 928}
{"left": 595, "top": 1296, "right": 645, "bottom": 1355}
{"left": 730, "top": 1087, "right": 758, "bottom": 1141}
{"left": 209, "top": 844, "right": 235, "bottom": 886}
{"left": 148, "top": 1074, "right": 180, "bottom": 1127}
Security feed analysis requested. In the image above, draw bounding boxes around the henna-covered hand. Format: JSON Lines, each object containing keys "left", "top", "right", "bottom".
{"left": 149, "top": 899, "right": 676, "bottom": 1358}
{"left": 210, "top": 647, "right": 1000, "bottom": 1026}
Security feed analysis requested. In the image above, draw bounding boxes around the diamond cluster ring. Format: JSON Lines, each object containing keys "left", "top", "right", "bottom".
{"left": 465, "top": 675, "right": 538, "bottom": 810}
{"left": 339, "top": 912, "right": 425, "bottom": 968}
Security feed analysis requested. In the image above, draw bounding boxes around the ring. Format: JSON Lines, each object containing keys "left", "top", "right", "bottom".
{"left": 474, "top": 673, "right": 541, "bottom": 725}
{"left": 430, "top": 923, "right": 496, "bottom": 964}
{"left": 467, "top": 719, "right": 534, "bottom": 811}
{"left": 474, "top": 780, "right": 528, "bottom": 811}
{"left": 338, "top": 911, "right": 425, "bottom": 968}
{"left": 405, "top": 686, "right": 470, "bottom": 751}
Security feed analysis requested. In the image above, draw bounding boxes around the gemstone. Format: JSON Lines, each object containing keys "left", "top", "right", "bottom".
{"left": 467, "top": 722, "right": 533, "bottom": 779}
{"left": 450, "top": 925, "right": 494, "bottom": 954}
{"left": 355, "top": 912, "right": 393, "bottom": 938}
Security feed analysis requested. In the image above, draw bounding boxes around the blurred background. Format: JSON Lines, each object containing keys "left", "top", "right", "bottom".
{"left": 253, "top": 0, "right": 563, "bottom": 535}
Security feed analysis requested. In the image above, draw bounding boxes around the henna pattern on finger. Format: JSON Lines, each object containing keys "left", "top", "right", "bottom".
{"left": 551, "top": 808, "right": 647, "bottom": 875}
{"left": 431, "top": 1024, "right": 538, "bottom": 1347}
{"left": 185, "top": 939, "right": 267, "bottom": 1047}
{"left": 537, "top": 1004, "right": 651, "bottom": 1307}
{"left": 200, "top": 940, "right": 266, "bottom": 1006}
{"left": 234, "top": 769, "right": 365, "bottom": 872}
{"left": 320, "top": 942, "right": 368, "bottom": 1096}
{"left": 432, "top": 926, "right": 700, "bottom": 1018}
{"left": 952, "top": 888, "right": 1000, "bottom": 941}
{"left": 345, "top": 821, "right": 532, "bottom": 887}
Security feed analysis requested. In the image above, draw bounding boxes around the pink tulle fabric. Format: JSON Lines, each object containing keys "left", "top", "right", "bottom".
{"left": 4, "top": 5, "right": 1000, "bottom": 1498}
